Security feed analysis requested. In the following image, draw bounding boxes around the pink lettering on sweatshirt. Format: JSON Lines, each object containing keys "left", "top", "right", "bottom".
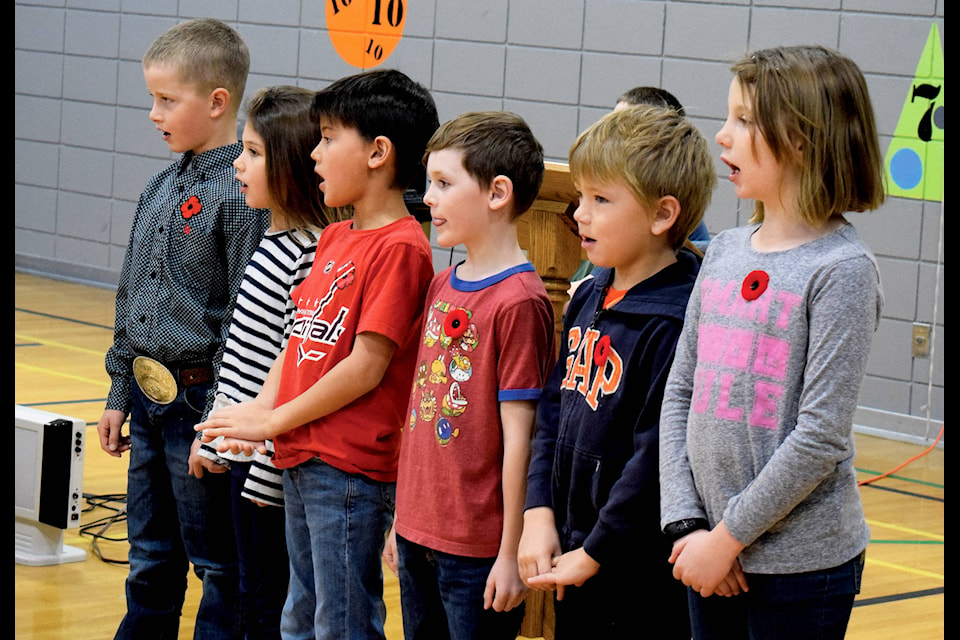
{"left": 690, "top": 278, "right": 802, "bottom": 427}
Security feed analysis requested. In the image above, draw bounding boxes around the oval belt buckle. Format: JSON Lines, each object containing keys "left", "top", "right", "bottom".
{"left": 133, "top": 356, "right": 178, "bottom": 405}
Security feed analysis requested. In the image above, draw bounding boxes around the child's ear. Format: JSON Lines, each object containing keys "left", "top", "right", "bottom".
{"left": 208, "top": 87, "right": 230, "bottom": 119}
{"left": 789, "top": 131, "right": 804, "bottom": 154}
{"left": 488, "top": 175, "right": 514, "bottom": 212}
{"left": 650, "top": 195, "right": 682, "bottom": 237}
{"left": 368, "top": 135, "right": 394, "bottom": 170}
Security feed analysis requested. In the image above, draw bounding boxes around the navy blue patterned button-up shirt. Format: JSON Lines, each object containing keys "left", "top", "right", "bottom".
{"left": 105, "top": 142, "right": 270, "bottom": 416}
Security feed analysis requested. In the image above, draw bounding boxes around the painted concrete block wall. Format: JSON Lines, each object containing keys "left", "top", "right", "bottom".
{"left": 15, "top": 0, "right": 944, "bottom": 442}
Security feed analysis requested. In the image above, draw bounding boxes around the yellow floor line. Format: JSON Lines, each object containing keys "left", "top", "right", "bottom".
{"left": 16, "top": 332, "right": 110, "bottom": 357}
{"left": 865, "top": 556, "right": 944, "bottom": 581}
{"left": 866, "top": 518, "right": 944, "bottom": 541}
{"left": 15, "top": 361, "right": 111, "bottom": 388}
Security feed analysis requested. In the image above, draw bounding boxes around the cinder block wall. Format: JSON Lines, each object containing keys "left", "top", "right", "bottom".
{"left": 15, "top": 0, "right": 944, "bottom": 442}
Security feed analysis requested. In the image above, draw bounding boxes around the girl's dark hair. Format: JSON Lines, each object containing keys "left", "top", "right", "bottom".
{"left": 245, "top": 86, "right": 341, "bottom": 231}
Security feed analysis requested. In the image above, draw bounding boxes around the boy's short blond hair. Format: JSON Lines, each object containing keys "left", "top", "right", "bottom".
{"left": 143, "top": 18, "right": 249, "bottom": 114}
{"left": 424, "top": 111, "right": 545, "bottom": 219}
{"left": 569, "top": 105, "right": 716, "bottom": 251}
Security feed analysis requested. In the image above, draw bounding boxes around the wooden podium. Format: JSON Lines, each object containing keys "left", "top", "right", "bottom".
{"left": 517, "top": 161, "right": 583, "bottom": 354}
{"left": 516, "top": 161, "right": 582, "bottom": 640}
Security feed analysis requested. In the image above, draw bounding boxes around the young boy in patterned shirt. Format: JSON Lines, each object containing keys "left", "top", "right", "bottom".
{"left": 97, "top": 18, "right": 268, "bottom": 640}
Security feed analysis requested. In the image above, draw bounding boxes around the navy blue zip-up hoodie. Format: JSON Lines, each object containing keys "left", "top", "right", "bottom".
{"left": 526, "top": 249, "right": 700, "bottom": 569}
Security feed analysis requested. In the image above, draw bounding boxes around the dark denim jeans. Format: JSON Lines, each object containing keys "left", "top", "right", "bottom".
{"left": 688, "top": 552, "right": 866, "bottom": 640}
{"left": 230, "top": 461, "right": 288, "bottom": 640}
{"left": 396, "top": 534, "right": 525, "bottom": 640}
{"left": 280, "top": 457, "right": 395, "bottom": 640}
{"left": 115, "top": 382, "right": 240, "bottom": 640}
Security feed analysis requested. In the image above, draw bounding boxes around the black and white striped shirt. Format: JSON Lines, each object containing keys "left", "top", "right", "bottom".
{"left": 200, "top": 227, "right": 319, "bottom": 506}
{"left": 216, "top": 228, "right": 318, "bottom": 403}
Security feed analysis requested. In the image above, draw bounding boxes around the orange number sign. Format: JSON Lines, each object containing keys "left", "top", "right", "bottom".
{"left": 327, "top": 0, "right": 406, "bottom": 69}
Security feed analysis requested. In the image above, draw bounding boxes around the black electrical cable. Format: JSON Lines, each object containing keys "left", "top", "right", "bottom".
{"left": 79, "top": 493, "right": 129, "bottom": 565}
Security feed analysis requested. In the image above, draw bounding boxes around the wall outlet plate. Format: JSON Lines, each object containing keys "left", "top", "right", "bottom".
{"left": 911, "top": 323, "right": 931, "bottom": 358}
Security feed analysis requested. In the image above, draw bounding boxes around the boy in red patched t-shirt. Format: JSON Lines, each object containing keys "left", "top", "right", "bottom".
{"left": 383, "top": 111, "right": 554, "bottom": 639}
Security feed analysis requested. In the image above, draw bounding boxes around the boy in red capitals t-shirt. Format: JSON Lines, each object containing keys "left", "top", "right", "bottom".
{"left": 198, "top": 69, "right": 438, "bottom": 640}
{"left": 383, "top": 112, "right": 554, "bottom": 640}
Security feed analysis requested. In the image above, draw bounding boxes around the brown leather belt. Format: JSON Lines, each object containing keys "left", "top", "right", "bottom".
{"left": 133, "top": 356, "right": 211, "bottom": 404}
{"left": 178, "top": 366, "right": 212, "bottom": 386}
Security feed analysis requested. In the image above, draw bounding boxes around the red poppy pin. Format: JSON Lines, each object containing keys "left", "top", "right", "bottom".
{"left": 741, "top": 270, "right": 769, "bottom": 301}
{"left": 443, "top": 308, "right": 470, "bottom": 340}
{"left": 180, "top": 196, "right": 202, "bottom": 219}
{"left": 594, "top": 335, "right": 611, "bottom": 367}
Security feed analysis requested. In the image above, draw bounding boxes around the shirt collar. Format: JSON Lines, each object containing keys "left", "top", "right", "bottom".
{"left": 177, "top": 142, "right": 242, "bottom": 176}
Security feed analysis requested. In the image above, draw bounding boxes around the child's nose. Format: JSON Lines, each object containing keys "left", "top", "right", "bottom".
{"left": 715, "top": 124, "right": 729, "bottom": 147}
{"left": 422, "top": 187, "right": 435, "bottom": 207}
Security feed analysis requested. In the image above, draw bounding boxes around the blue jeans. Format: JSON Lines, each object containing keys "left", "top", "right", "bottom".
{"left": 230, "top": 462, "right": 288, "bottom": 640}
{"left": 688, "top": 552, "right": 865, "bottom": 640}
{"left": 281, "top": 457, "right": 395, "bottom": 640}
{"left": 116, "top": 382, "right": 240, "bottom": 640}
{"left": 396, "top": 534, "right": 525, "bottom": 640}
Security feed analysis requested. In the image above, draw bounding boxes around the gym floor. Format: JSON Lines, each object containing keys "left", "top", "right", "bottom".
{"left": 15, "top": 271, "right": 943, "bottom": 640}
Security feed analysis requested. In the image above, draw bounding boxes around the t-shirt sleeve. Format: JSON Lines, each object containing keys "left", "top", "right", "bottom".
{"left": 659, "top": 275, "right": 709, "bottom": 529}
{"left": 495, "top": 294, "right": 554, "bottom": 402}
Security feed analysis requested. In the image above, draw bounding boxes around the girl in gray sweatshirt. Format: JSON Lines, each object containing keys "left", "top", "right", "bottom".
{"left": 659, "top": 45, "right": 887, "bottom": 640}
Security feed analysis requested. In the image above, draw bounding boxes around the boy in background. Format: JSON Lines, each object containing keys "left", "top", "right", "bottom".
{"left": 198, "top": 69, "right": 438, "bottom": 640}
{"left": 518, "top": 105, "right": 716, "bottom": 638}
{"left": 384, "top": 112, "right": 555, "bottom": 639}
{"left": 97, "top": 18, "right": 269, "bottom": 640}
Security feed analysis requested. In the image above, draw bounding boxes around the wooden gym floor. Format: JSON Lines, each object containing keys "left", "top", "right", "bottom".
{"left": 14, "top": 271, "right": 944, "bottom": 639}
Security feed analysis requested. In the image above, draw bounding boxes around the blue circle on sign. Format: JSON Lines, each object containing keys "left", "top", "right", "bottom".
{"left": 890, "top": 148, "right": 923, "bottom": 190}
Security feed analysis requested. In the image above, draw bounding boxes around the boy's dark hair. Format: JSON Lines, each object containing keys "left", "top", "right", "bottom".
{"left": 312, "top": 69, "right": 439, "bottom": 190}
{"left": 617, "top": 86, "right": 685, "bottom": 115}
{"left": 143, "top": 18, "right": 249, "bottom": 115}
{"left": 424, "top": 111, "right": 545, "bottom": 218}
{"left": 245, "top": 86, "right": 342, "bottom": 232}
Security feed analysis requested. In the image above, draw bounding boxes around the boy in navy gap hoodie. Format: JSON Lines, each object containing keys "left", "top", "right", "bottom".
{"left": 518, "top": 104, "right": 716, "bottom": 638}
